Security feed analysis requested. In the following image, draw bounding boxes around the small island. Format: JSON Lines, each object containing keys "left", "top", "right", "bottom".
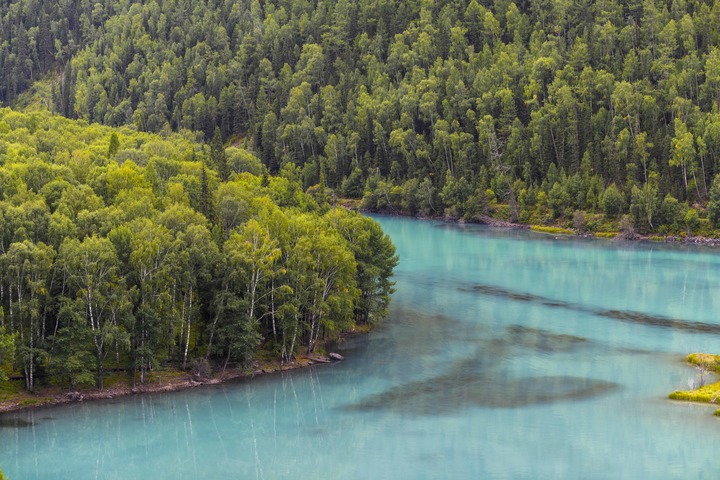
{"left": 669, "top": 353, "right": 720, "bottom": 417}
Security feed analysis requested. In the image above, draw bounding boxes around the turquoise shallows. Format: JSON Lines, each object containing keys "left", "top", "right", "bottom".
{"left": 2, "top": 215, "right": 720, "bottom": 479}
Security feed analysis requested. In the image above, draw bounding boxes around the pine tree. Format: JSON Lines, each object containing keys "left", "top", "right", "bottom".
{"left": 108, "top": 133, "right": 120, "bottom": 158}
{"left": 210, "top": 127, "right": 229, "bottom": 181}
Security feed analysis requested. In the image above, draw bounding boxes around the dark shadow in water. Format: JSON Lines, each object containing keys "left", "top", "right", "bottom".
{"left": 344, "top": 328, "right": 612, "bottom": 415}
{"left": 505, "top": 325, "right": 588, "bottom": 353}
{"left": 344, "top": 371, "right": 619, "bottom": 415}
{"left": 463, "top": 283, "right": 720, "bottom": 334}
{"left": 0, "top": 417, "right": 34, "bottom": 428}
{"left": 598, "top": 309, "right": 720, "bottom": 333}
{"left": 341, "top": 304, "right": 609, "bottom": 415}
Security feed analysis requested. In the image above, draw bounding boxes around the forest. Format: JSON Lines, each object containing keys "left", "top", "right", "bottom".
{"left": 4, "top": 0, "right": 720, "bottom": 234}
{"left": 0, "top": 108, "right": 397, "bottom": 391}
{"left": 2, "top": 0, "right": 720, "bottom": 391}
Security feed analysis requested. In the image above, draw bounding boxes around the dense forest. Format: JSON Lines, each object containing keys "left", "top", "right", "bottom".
{"left": 0, "top": 108, "right": 397, "bottom": 391}
{"left": 4, "top": 0, "right": 720, "bottom": 233}
{"left": 3, "top": 0, "right": 720, "bottom": 391}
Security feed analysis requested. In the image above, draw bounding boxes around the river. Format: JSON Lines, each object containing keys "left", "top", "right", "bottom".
{"left": 1, "top": 215, "right": 719, "bottom": 479}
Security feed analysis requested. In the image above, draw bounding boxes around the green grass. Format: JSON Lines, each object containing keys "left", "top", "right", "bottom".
{"left": 530, "top": 225, "right": 574, "bottom": 235}
{"left": 594, "top": 232, "right": 618, "bottom": 238}
{"left": 668, "top": 381, "right": 720, "bottom": 403}
{"left": 648, "top": 235, "right": 665, "bottom": 242}
{"left": 687, "top": 353, "right": 720, "bottom": 372}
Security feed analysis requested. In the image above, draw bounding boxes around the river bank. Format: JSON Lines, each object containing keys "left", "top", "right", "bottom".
{"left": 363, "top": 206, "right": 720, "bottom": 247}
{"left": 0, "top": 352, "right": 344, "bottom": 415}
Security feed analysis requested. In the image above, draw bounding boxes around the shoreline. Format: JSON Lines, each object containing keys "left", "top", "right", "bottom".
{"left": 365, "top": 208, "right": 720, "bottom": 247}
{"left": 0, "top": 353, "right": 341, "bottom": 415}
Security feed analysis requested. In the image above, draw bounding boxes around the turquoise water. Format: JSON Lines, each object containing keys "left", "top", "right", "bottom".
{"left": 2, "top": 215, "right": 720, "bottom": 479}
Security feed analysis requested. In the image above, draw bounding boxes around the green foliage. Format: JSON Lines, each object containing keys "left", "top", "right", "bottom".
{"left": 708, "top": 175, "right": 720, "bottom": 227}
{"left": 668, "top": 353, "right": 720, "bottom": 406}
{"left": 530, "top": 226, "right": 574, "bottom": 235}
{"left": 629, "top": 181, "right": 660, "bottom": 232}
{"left": 668, "top": 382, "right": 720, "bottom": 403}
{"left": 108, "top": 134, "right": 120, "bottom": 159}
{"left": 0, "top": 325, "right": 14, "bottom": 381}
{"left": 687, "top": 353, "right": 720, "bottom": 373}
{"left": 684, "top": 208, "right": 700, "bottom": 235}
{"left": 3, "top": 0, "right": 720, "bottom": 235}
{"left": 601, "top": 184, "right": 626, "bottom": 219}
{"left": 658, "top": 194, "right": 686, "bottom": 231}
{"left": 0, "top": 108, "right": 397, "bottom": 389}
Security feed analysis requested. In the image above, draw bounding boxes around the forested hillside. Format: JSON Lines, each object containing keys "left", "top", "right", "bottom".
{"left": 0, "top": 108, "right": 397, "bottom": 391}
{"left": 3, "top": 0, "right": 720, "bottom": 232}
{"left": 3, "top": 0, "right": 720, "bottom": 391}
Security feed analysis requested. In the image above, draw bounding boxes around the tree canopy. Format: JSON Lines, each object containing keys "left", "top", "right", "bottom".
{"left": 3, "top": 0, "right": 720, "bottom": 232}
{"left": 0, "top": 108, "right": 396, "bottom": 390}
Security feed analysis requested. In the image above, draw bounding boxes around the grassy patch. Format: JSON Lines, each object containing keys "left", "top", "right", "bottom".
{"left": 648, "top": 235, "right": 665, "bottom": 242}
{"left": 594, "top": 232, "right": 618, "bottom": 238}
{"left": 687, "top": 353, "right": 720, "bottom": 372}
{"left": 669, "top": 353, "right": 720, "bottom": 408}
{"left": 530, "top": 225, "right": 574, "bottom": 235}
{"left": 668, "top": 381, "right": 720, "bottom": 403}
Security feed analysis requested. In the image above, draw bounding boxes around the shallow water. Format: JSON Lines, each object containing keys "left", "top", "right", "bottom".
{"left": 2, "top": 216, "right": 720, "bottom": 479}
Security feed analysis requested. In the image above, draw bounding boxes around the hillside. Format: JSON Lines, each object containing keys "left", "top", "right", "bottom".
{"left": 3, "top": 0, "right": 720, "bottom": 233}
